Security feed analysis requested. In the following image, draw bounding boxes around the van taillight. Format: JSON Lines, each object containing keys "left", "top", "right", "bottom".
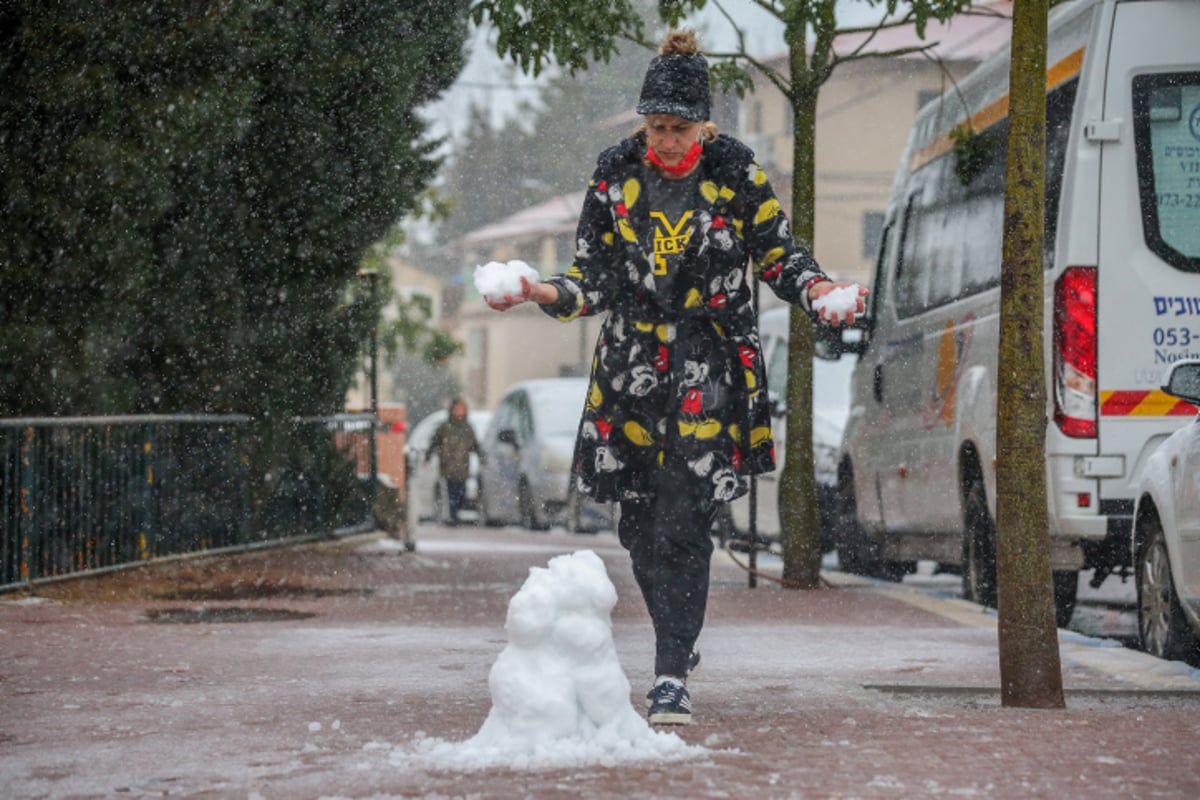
{"left": 1053, "top": 266, "right": 1097, "bottom": 438}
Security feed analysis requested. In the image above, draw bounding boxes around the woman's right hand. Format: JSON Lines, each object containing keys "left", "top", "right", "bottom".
{"left": 486, "top": 276, "right": 535, "bottom": 311}
{"left": 486, "top": 277, "right": 558, "bottom": 311}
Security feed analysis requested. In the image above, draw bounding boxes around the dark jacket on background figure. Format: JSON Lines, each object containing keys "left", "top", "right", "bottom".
{"left": 427, "top": 417, "right": 479, "bottom": 483}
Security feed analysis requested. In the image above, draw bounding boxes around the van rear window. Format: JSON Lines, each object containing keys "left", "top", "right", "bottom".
{"left": 1133, "top": 72, "right": 1200, "bottom": 272}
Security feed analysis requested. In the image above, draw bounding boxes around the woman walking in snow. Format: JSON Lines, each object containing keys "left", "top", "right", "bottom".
{"left": 486, "top": 29, "right": 865, "bottom": 726}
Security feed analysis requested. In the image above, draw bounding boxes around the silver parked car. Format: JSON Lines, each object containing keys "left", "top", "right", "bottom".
{"left": 478, "top": 377, "right": 613, "bottom": 531}
{"left": 405, "top": 408, "right": 492, "bottom": 523}
{"left": 1132, "top": 359, "right": 1200, "bottom": 661}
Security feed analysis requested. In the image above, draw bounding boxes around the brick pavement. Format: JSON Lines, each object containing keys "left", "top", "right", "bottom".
{"left": 3, "top": 525, "right": 1199, "bottom": 799}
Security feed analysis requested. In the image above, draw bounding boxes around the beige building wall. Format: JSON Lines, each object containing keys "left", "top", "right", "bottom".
{"left": 346, "top": 255, "right": 444, "bottom": 411}
{"left": 455, "top": 195, "right": 605, "bottom": 410}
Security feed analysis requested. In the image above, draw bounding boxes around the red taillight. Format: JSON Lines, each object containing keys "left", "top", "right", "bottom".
{"left": 1053, "top": 266, "right": 1097, "bottom": 438}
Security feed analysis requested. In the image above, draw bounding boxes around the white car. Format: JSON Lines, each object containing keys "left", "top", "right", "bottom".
{"left": 1132, "top": 359, "right": 1200, "bottom": 660}
{"left": 478, "top": 377, "right": 614, "bottom": 532}
{"left": 405, "top": 408, "right": 492, "bottom": 523}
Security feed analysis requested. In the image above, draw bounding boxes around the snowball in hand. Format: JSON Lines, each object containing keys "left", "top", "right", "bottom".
{"left": 812, "top": 284, "right": 863, "bottom": 323}
{"left": 474, "top": 260, "right": 539, "bottom": 304}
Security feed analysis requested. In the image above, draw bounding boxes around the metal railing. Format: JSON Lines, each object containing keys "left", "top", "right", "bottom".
{"left": 1, "top": 414, "right": 376, "bottom": 590}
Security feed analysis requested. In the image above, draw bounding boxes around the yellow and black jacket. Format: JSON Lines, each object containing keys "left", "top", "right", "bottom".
{"left": 541, "top": 131, "right": 828, "bottom": 504}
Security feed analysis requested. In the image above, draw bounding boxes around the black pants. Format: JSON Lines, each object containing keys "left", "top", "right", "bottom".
{"left": 618, "top": 458, "right": 718, "bottom": 678}
{"left": 445, "top": 479, "right": 467, "bottom": 522}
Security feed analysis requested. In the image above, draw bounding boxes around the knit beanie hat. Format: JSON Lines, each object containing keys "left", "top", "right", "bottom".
{"left": 636, "top": 31, "right": 711, "bottom": 121}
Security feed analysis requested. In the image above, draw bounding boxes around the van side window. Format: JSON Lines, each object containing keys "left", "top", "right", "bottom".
{"left": 894, "top": 78, "right": 1080, "bottom": 319}
{"left": 894, "top": 194, "right": 924, "bottom": 317}
{"left": 1132, "top": 71, "right": 1200, "bottom": 272}
{"left": 1043, "top": 78, "right": 1078, "bottom": 268}
{"left": 868, "top": 221, "right": 893, "bottom": 326}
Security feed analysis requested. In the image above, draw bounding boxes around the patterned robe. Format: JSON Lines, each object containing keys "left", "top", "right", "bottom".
{"left": 541, "top": 132, "right": 829, "bottom": 504}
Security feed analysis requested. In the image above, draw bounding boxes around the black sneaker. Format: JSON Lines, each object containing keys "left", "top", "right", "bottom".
{"left": 644, "top": 650, "right": 700, "bottom": 707}
{"left": 647, "top": 677, "right": 692, "bottom": 725}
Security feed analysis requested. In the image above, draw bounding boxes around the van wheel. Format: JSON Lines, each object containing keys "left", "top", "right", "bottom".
{"left": 519, "top": 480, "right": 548, "bottom": 531}
{"left": 1053, "top": 571, "right": 1079, "bottom": 628}
{"left": 834, "top": 467, "right": 908, "bottom": 582}
{"left": 1136, "top": 514, "right": 1197, "bottom": 660}
{"left": 962, "top": 478, "right": 998, "bottom": 609}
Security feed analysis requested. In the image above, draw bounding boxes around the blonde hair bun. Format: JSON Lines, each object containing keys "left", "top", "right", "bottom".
{"left": 659, "top": 29, "right": 701, "bottom": 56}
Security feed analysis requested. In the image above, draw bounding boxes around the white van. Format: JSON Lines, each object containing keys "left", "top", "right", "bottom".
{"left": 833, "top": 0, "right": 1200, "bottom": 626}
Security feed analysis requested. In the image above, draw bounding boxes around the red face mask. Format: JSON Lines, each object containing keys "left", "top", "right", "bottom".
{"left": 646, "top": 139, "right": 703, "bottom": 175}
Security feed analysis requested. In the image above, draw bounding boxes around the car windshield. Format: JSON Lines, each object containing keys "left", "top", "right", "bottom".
{"left": 528, "top": 382, "right": 588, "bottom": 437}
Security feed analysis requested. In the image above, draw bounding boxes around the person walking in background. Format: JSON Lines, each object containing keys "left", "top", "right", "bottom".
{"left": 426, "top": 397, "right": 481, "bottom": 526}
{"left": 485, "top": 29, "right": 866, "bottom": 725}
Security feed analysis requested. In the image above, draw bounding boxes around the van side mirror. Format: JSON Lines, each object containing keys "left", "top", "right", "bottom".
{"left": 1163, "top": 360, "right": 1200, "bottom": 407}
{"left": 497, "top": 428, "right": 519, "bottom": 448}
{"left": 815, "top": 317, "right": 869, "bottom": 359}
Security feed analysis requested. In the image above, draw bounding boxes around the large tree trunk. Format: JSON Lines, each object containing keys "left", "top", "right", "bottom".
{"left": 995, "top": 0, "right": 1065, "bottom": 709}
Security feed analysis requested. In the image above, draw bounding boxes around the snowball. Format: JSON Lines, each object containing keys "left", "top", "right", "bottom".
{"left": 474, "top": 260, "right": 539, "bottom": 304}
{"left": 812, "top": 284, "right": 863, "bottom": 323}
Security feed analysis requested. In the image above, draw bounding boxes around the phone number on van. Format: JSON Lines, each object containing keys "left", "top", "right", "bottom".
{"left": 1156, "top": 192, "right": 1200, "bottom": 209}
{"left": 1153, "top": 327, "right": 1199, "bottom": 347}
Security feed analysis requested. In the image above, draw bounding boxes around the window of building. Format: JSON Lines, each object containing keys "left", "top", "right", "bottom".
{"left": 750, "top": 100, "right": 763, "bottom": 134}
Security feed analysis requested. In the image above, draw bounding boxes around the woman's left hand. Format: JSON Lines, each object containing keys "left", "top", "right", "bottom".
{"left": 809, "top": 281, "right": 869, "bottom": 326}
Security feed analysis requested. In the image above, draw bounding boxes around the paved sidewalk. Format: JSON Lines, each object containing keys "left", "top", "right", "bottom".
{"left": 3, "top": 525, "right": 1200, "bottom": 799}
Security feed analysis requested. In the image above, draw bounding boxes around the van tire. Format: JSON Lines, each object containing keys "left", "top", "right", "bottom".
{"left": 962, "top": 477, "right": 998, "bottom": 609}
{"left": 1053, "top": 571, "right": 1079, "bottom": 628}
{"left": 835, "top": 464, "right": 907, "bottom": 582}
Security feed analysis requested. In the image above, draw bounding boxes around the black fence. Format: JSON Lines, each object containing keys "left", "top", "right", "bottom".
{"left": 1, "top": 414, "right": 376, "bottom": 591}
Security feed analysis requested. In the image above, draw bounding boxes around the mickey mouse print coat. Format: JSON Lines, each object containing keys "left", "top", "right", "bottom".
{"left": 541, "top": 131, "right": 830, "bottom": 505}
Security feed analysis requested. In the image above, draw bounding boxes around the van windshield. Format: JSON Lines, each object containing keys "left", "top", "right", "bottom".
{"left": 1133, "top": 72, "right": 1200, "bottom": 272}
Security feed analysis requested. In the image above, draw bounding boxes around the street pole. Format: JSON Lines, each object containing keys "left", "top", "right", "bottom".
{"left": 358, "top": 268, "right": 379, "bottom": 525}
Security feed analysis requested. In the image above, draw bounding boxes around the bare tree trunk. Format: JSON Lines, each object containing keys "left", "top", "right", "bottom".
{"left": 995, "top": 0, "right": 1065, "bottom": 709}
{"left": 779, "top": 69, "right": 822, "bottom": 589}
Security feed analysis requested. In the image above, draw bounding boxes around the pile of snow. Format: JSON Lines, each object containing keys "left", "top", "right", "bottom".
{"left": 474, "top": 260, "right": 539, "bottom": 304}
{"left": 813, "top": 284, "right": 863, "bottom": 323}
{"left": 402, "top": 549, "right": 705, "bottom": 770}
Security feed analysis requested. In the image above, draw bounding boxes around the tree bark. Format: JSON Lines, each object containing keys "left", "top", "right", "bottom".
{"left": 995, "top": 0, "right": 1065, "bottom": 709}
{"left": 779, "top": 46, "right": 823, "bottom": 589}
